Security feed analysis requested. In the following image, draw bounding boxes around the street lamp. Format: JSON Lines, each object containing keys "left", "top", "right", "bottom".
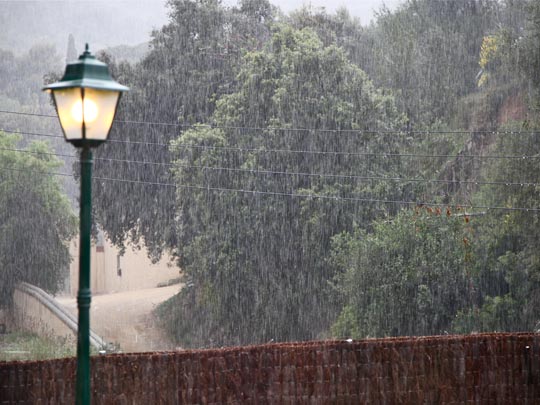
{"left": 43, "top": 44, "right": 128, "bottom": 405}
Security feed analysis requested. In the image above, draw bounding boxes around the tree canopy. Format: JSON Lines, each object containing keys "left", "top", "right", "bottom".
{"left": 157, "top": 24, "right": 409, "bottom": 347}
{"left": 92, "top": 0, "right": 275, "bottom": 260}
{"left": 61, "top": 0, "right": 540, "bottom": 347}
{"left": 0, "top": 133, "right": 76, "bottom": 306}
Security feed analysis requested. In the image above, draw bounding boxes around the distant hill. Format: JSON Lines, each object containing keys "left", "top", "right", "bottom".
{"left": 0, "top": 0, "right": 167, "bottom": 54}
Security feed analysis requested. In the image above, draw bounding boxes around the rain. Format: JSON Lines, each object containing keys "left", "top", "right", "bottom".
{"left": 0, "top": 0, "right": 539, "bottom": 361}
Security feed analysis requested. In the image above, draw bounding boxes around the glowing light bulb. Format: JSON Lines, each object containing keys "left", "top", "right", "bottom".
{"left": 71, "top": 99, "right": 98, "bottom": 123}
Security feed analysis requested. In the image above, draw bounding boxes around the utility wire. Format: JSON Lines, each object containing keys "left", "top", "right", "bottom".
{"left": 1, "top": 109, "right": 539, "bottom": 135}
{"left": 0, "top": 146, "right": 76, "bottom": 160}
{"left": 2, "top": 129, "right": 63, "bottom": 140}
{"left": 2, "top": 128, "right": 540, "bottom": 160}
{"left": 1, "top": 165, "right": 539, "bottom": 213}
{"left": 2, "top": 128, "right": 167, "bottom": 146}
{"left": 2, "top": 146, "right": 539, "bottom": 188}
{"left": 0, "top": 110, "right": 56, "bottom": 119}
{"left": 169, "top": 144, "right": 539, "bottom": 160}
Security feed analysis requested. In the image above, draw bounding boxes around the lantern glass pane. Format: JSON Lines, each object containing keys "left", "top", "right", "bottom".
{"left": 54, "top": 88, "right": 83, "bottom": 140}
{"left": 53, "top": 87, "right": 120, "bottom": 141}
{"left": 83, "top": 88, "right": 120, "bottom": 141}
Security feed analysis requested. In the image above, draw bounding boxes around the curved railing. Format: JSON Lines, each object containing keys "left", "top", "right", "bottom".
{"left": 15, "top": 282, "right": 106, "bottom": 350}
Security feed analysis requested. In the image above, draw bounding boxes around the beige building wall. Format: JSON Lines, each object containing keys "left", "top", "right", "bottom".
{"left": 69, "top": 233, "right": 179, "bottom": 296}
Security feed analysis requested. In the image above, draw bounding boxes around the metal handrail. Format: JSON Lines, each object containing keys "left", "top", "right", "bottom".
{"left": 16, "top": 282, "right": 106, "bottom": 350}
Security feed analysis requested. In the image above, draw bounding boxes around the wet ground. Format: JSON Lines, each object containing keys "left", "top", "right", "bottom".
{"left": 56, "top": 284, "right": 181, "bottom": 352}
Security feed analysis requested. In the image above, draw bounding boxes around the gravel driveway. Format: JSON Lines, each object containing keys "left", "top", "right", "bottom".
{"left": 57, "top": 284, "right": 181, "bottom": 352}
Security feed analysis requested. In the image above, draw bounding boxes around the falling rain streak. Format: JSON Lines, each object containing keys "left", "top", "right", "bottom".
{"left": 0, "top": 0, "right": 539, "bottom": 357}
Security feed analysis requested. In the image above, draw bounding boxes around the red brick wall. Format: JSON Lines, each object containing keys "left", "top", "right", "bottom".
{"left": 1, "top": 333, "right": 539, "bottom": 404}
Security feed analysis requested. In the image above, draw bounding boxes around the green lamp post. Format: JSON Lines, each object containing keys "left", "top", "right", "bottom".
{"left": 43, "top": 44, "right": 128, "bottom": 405}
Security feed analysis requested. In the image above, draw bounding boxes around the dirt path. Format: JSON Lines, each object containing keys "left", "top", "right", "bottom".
{"left": 56, "top": 284, "right": 181, "bottom": 353}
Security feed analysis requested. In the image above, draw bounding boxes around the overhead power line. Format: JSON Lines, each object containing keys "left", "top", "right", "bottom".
{"left": 169, "top": 144, "right": 539, "bottom": 160}
{"left": 2, "top": 128, "right": 540, "bottom": 160}
{"left": 1, "top": 109, "right": 539, "bottom": 135}
{"left": 1, "top": 145, "right": 539, "bottom": 189}
{"left": 1, "top": 165, "right": 539, "bottom": 213}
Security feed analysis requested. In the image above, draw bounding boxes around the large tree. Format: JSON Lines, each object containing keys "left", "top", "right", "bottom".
{"left": 158, "top": 24, "right": 407, "bottom": 347}
{"left": 356, "top": 0, "right": 499, "bottom": 128}
{"left": 92, "top": 0, "right": 274, "bottom": 260}
{"left": 0, "top": 133, "right": 77, "bottom": 306}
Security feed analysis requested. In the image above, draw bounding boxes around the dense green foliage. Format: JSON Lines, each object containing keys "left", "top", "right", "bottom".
{"left": 159, "top": 24, "right": 406, "bottom": 346}
{"left": 331, "top": 209, "right": 474, "bottom": 338}
{"left": 367, "top": 0, "right": 498, "bottom": 127}
{"left": 0, "top": 44, "right": 62, "bottom": 107}
{"left": 0, "top": 133, "right": 76, "bottom": 305}
{"left": 289, "top": 1, "right": 499, "bottom": 127}
{"left": 331, "top": 0, "right": 540, "bottom": 338}
{"left": 92, "top": 0, "right": 274, "bottom": 260}
{"left": 453, "top": 122, "right": 540, "bottom": 333}
{"left": 0, "top": 39, "right": 77, "bottom": 307}
{"left": 71, "top": 0, "right": 540, "bottom": 346}
{"left": 518, "top": 1, "right": 540, "bottom": 106}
